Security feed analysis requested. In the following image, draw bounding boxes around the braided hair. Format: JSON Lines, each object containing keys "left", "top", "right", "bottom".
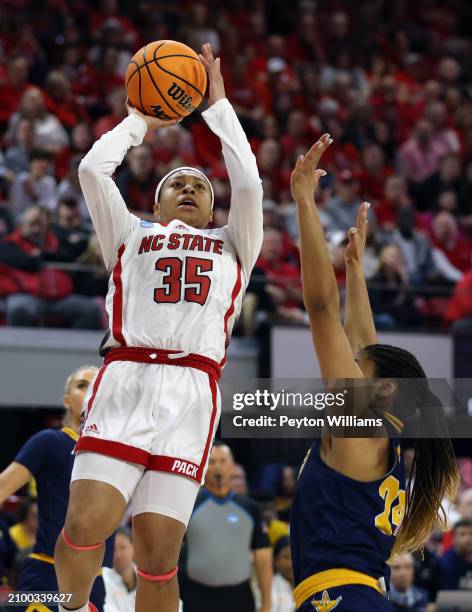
{"left": 363, "top": 344, "right": 459, "bottom": 555}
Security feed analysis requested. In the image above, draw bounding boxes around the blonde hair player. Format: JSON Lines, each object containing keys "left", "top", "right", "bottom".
{"left": 53, "top": 43, "right": 263, "bottom": 612}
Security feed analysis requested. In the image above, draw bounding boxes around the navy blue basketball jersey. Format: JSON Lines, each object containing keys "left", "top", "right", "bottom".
{"left": 14, "top": 427, "right": 114, "bottom": 565}
{"left": 291, "top": 415, "right": 405, "bottom": 589}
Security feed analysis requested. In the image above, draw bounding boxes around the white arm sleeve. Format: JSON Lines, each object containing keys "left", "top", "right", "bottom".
{"left": 202, "top": 98, "right": 263, "bottom": 281}
{"left": 78, "top": 114, "right": 147, "bottom": 270}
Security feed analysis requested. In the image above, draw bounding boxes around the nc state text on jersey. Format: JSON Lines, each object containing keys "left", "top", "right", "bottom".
{"left": 138, "top": 233, "right": 224, "bottom": 255}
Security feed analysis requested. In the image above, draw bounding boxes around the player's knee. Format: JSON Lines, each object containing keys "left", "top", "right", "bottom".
{"left": 63, "top": 509, "right": 105, "bottom": 547}
{"left": 135, "top": 544, "right": 177, "bottom": 578}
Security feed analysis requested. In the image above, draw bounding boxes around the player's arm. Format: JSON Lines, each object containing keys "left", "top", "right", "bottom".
{"left": 343, "top": 202, "right": 378, "bottom": 353}
{"left": 253, "top": 548, "right": 273, "bottom": 612}
{"left": 291, "top": 135, "right": 363, "bottom": 381}
{"left": 199, "top": 44, "right": 263, "bottom": 278}
{"left": 0, "top": 429, "right": 55, "bottom": 504}
{"left": 0, "top": 462, "right": 32, "bottom": 505}
{"left": 79, "top": 107, "right": 179, "bottom": 269}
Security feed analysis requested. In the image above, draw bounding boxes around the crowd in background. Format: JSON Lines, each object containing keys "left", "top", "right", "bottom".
{"left": 1, "top": 445, "right": 472, "bottom": 611}
{"left": 0, "top": 0, "right": 471, "bottom": 332}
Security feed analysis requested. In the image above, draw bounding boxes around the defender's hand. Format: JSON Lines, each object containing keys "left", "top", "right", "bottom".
{"left": 198, "top": 43, "right": 226, "bottom": 106}
{"left": 344, "top": 202, "right": 370, "bottom": 265}
{"left": 126, "top": 99, "right": 180, "bottom": 131}
{"left": 290, "top": 134, "right": 332, "bottom": 204}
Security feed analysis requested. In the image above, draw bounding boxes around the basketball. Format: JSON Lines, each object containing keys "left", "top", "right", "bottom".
{"left": 125, "top": 40, "right": 207, "bottom": 121}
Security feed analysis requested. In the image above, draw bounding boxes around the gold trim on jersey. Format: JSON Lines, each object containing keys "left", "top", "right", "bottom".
{"left": 28, "top": 553, "right": 103, "bottom": 576}
{"left": 61, "top": 427, "right": 79, "bottom": 442}
{"left": 293, "top": 568, "right": 384, "bottom": 609}
{"left": 383, "top": 412, "right": 404, "bottom": 434}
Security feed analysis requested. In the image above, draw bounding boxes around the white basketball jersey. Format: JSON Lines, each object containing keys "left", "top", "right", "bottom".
{"left": 78, "top": 98, "right": 263, "bottom": 365}
{"left": 104, "top": 218, "right": 244, "bottom": 363}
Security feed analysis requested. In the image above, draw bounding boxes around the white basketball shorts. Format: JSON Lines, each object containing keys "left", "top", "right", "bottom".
{"left": 72, "top": 348, "right": 221, "bottom": 524}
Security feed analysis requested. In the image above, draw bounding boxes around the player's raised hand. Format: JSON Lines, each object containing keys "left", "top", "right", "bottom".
{"left": 198, "top": 43, "right": 226, "bottom": 106}
{"left": 125, "top": 98, "right": 181, "bottom": 131}
{"left": 344, "top": 202, "right": 370, "bottom": 265}
{"left": 290, "top": 133, "right": 332, "bottom": 205}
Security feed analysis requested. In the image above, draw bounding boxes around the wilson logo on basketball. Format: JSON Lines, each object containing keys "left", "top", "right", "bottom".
{"left": 168, "top": 82, "right": 196, "bottom": 113}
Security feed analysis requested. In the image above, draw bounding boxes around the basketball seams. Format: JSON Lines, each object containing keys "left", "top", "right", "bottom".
{"left": 153, "top": 48, "right": 206, "bottom": 99}
{"left": 142, "top": 44, "right": 184, "bottom": 118}
{"left": 125, "top": 41, "right": 168, "bottom": 84}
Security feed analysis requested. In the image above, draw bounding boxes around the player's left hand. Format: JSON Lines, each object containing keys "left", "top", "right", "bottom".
{"left": 199, "top": 43, "right": 226, "bottom": 106}
{"left": 344, "top": 202, "right": 370, "bottom": 265}
{"left": 290, "top": 134, "right": 332, "bottom": 204}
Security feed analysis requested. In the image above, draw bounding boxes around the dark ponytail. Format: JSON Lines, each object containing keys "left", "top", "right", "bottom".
{"left": 363, "top": 344, "right": 460, "bottom": 555}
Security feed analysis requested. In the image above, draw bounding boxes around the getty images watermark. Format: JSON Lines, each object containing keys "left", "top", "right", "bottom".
{"left": 231, "top": 389, "right": 383, "bottom": 429}
{"left": 219, "top": 379, "right": 472, "bottom": 438}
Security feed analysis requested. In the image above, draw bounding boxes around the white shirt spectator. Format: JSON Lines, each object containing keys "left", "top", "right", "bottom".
{"left": 271, "top": 573, "right": 295, "bottom": 612}
{"left": 9, "top": 171, "right": 57, "bottom": 218}
{"left": 102, "top": 566, "right": 136, "bottom": 612}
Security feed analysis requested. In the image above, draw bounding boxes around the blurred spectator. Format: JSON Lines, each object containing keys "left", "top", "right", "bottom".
{"left": 9, "top": 149, "right": 57, "bottom": 219}
{"left": 0, "top": 57, "right": 31, "bottom": 124}
{"left": 55, "top": 122, "right": 93, "bottom": 182}
{"left": 8, "top": 499, "right": 37, "bottom": 552}
{"left": 358, "top": 143, "right": 393, "bottom": 202}
{"left": 57, "top": 156, "right": 89, "bottom": 221}
{"left": 389, "top": 553, "right": 429, "bottom": 611}
{"left": 430, "top": 212, "right": 472, "bottom": 274}
{"left": 369, "top": 245, "right": 421, "bottom": 329}
{"left": 7, "top": 88, "right": 69, "bottom": 153}
{"left": 185, "top": 3, "right": 221, "bottom": 55}
{"left": 231, "top": 463, "right": 248, "bottom": 496}
{"left": 51, "top": 198, "right": 91, "bottom": 262}
{"left": 424, "top": 101, "right": 461, "bottom": 157}
{"left": 416, "top": 153, "right": 464, "bottom": 213}
{"left": 323, "top": 170, "right": 365, "bottom": 232}
{"left": 432, "top": 519, "right": 472, "bottom": 593}
{"left": 275, "top": 467, "right": 296, "bottom": 523}
{"left": 398, "top": 120, "right": 444, "bottom": 183}
{"left": 182, "top": 442, "right": 272, "bottom": 612}
{"left": 102, "top": 526, "right": 136, "bottom": 612}
{"left": 116, "top": 144, "right": 156, "bottom": 216}
{"left": 74, "top": 234, "right": 109, "bottom": 299}
{"left": 390, "top": 207, "right": 435, "bottom": 284}
{"left": 256, "top": 229, "right": 305, "bottom": 324}
{"left": 94, "top": 88, "right": 127, "bottom": 139}
{"left": 271, "top": 536, "right": 295, "bottom": 612}
{"left": 375, "top": 175, "right": 412, "bottom": 232}
{"left": 242, "top": 266, "right": 277, "bottom": 335}
{"left": 445, "top": 270, "right": 472, "bottom": 330}
{"left": 44, "top": 71, "right": 87, "bottom": 130}
{"left": 1, "top": 119, "right": 36, "bottom": 178}
{"left": 0, "top": 206, "right": 102, "bottom": 329}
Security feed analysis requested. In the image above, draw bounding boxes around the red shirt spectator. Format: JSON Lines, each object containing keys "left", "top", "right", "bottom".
{"left": 431, "top": 212, "right": 472, "bottom": 273}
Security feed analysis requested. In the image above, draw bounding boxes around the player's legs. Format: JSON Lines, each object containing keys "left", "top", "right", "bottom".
{"left": 131, "top": 471, "right": 200, "bottom": 612}
{"left": 55, "top": 452, "right": 144, "bottom": 610}
{"left": 132, "top": 513, "right": 186, "bottom": 612}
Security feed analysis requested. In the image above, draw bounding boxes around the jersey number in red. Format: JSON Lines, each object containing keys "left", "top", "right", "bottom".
{"left": 154, "top": 257, "right": 213, "bottom": 306}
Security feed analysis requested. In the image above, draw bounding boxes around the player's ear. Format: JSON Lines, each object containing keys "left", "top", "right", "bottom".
{"left": 153, "top": 202, "right": 160, "bottom": 217}
{"left": 63, "top": 394, "right": 70, "bottom": 410}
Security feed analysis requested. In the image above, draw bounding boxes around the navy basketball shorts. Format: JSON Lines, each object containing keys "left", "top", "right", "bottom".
{"left": 298, "top": 584, "right": 393, "bottom": 612}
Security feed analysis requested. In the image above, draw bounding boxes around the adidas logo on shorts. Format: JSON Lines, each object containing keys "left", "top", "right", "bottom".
{"left": 85, "top": 423, "right": 100, "bottom": 435}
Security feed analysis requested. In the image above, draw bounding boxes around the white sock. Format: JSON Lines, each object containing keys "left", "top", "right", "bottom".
{"left": 58, "top": 602, "right": 88, "bottom": 612}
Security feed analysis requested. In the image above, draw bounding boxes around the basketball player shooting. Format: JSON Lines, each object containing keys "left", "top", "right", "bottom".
{"left": 53, "top": 43, "right": 263, "bottom": 612}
